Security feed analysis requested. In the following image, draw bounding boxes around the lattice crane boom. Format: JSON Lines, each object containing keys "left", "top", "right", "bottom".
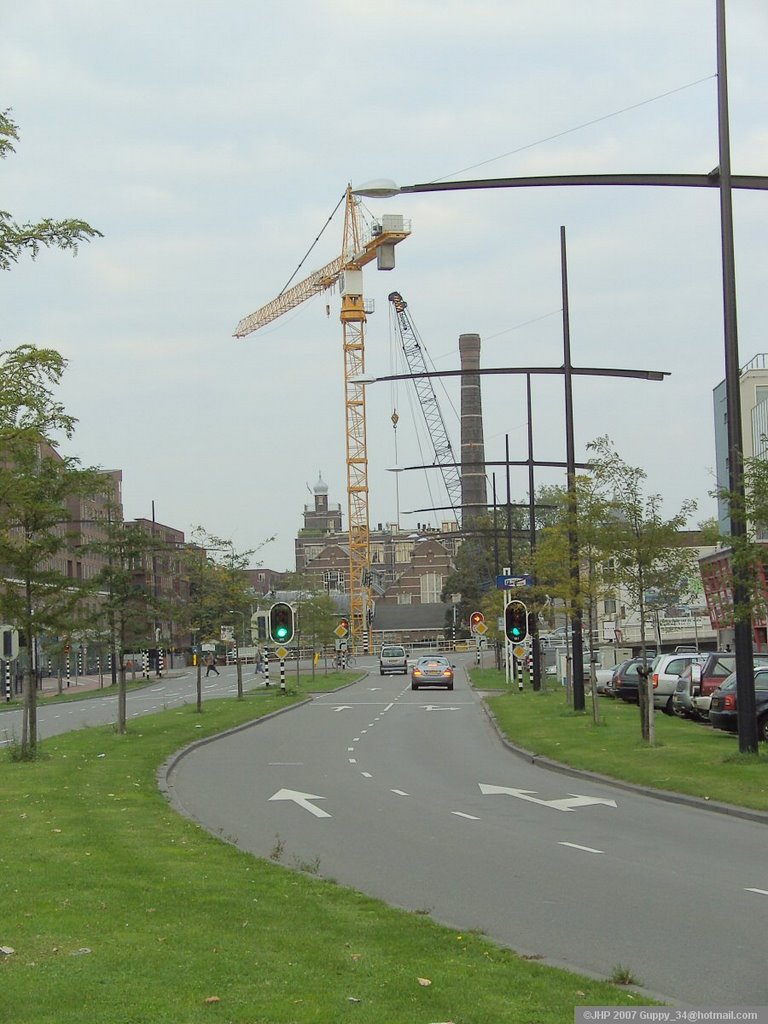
{"left": 388, "top": 291, "right": 463, "bottom": 525}
{"left": 233, "top": 187, "right": 410, "bottom": 652}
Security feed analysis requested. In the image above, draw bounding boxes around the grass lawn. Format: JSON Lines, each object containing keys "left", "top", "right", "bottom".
{"left": 472, "top": 668, "right": 768, "bottom": 812}
{"left": 1, "top": 688, "right": 651, "bottom": 1023}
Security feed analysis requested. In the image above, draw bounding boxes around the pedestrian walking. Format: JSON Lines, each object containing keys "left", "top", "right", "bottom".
{"left": 254, "top": 646, "right": 263, "bottom": 675}
{"left": 205, "top": 652, "right": 220, "bottom": 677}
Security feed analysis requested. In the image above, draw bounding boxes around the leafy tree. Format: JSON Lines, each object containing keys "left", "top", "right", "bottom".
{"left": 0, "top": 349, "right": 108, "bottom": 758}
{"left": 174, "top": 530, "right": 257, "bottom": 707}
{"left": 88, "top": 508, "right": 168, "bottom": 733}
{"left": 533, "top": 474, "right": 614, "bottom": 717}
{"left": 587, "top": 436, "right": 698, "bottom": 744}
{"left": 1, "top": 109, "right": 101, "bottom": 270}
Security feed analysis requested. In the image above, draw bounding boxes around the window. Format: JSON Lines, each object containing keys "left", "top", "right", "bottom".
{"left": 420, "top": 572, "right": 443, "bottom": 603}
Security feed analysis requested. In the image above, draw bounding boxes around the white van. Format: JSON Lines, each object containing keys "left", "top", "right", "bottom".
{"left": 379, "top": 644, "right": 408, "bottom": 675}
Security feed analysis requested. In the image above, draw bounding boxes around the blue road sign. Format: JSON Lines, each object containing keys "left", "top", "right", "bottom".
{"left": 496, "top": 574, "right": 533, "bottom": 589}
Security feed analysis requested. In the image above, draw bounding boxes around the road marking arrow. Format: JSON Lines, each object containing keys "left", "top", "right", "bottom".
{"left": 268, "top": 788, "right": 331, "bottom": 818}
{"left": 479, "top": 784, "right": 617, "bottom": 812}
{"left": 333, "top": 705, "right": 354, "bottom": 712}
{"left": 422, "top": 705, "right": 460, "bottom": 712}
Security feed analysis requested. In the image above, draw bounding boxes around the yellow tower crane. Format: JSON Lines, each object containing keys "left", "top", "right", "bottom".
{"left": 233, "top": 186, "right": 410, "bottom": 652}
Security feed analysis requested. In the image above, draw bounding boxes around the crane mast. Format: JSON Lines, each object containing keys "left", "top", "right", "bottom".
{"left": 388, "top": 292, "right": 462, "bottom": 526}
{"left": 234, "top": 187, "right": 410, "bottom": 653}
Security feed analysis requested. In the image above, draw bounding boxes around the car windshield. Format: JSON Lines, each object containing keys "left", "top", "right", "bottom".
{"left": 382, "top": 647, "right": 404, "bottom": 657}
{"left": 418, "top": 657, "right": 448, "bottom": 667}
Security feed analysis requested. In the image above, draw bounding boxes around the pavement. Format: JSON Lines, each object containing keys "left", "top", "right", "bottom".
{"left": 37, "top": 669, "right": 179, "bottom": 697}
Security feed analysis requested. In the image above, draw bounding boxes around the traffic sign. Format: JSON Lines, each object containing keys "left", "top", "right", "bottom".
{"left": 496, "top": 574, "right": 533, "bottom": 589}
{"left": 473, "top": 621, "right": 488, "bottom": 635}
{"left": 276, "top": 646, "right": 288, "bottom": 660}
{"left": 513, "top": 644, "right": 528, "bottom": 659}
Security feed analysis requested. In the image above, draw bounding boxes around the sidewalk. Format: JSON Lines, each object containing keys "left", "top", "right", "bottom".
{"left": 38, "top": 670, "right": 175, "bottom": 697}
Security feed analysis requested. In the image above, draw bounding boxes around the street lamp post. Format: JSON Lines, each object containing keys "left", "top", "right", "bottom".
{"left": 228, "top": 609, "right": 246, "bottom": 699}
{"left": 352, "top": 0, "right": 763, "bottom": 748}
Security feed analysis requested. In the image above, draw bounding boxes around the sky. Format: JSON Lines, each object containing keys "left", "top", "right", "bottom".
{"left": 1, "top": 1, "right": 767, "bottom": 572}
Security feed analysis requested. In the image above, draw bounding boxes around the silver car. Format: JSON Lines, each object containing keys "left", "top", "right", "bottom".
{"left": 411, "top": 655, "right": 455, "bottom": 690}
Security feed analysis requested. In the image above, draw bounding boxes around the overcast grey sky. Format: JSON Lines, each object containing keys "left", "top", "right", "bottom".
{"left": 2, "top": 1, "right": 766, "bottom": 570}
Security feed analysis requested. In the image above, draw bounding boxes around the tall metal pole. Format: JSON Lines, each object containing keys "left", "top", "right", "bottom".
{"left": 526, "top": 373, "right": 542, "bottom": 691}
{"left": 561, "top": 226, "right": 585, "bottom": 710}
{"left": 716, "top": 0, "right": 757, "bottom": 752}
{"left": 505, "top": 434, "right": 513, "bottom": 569}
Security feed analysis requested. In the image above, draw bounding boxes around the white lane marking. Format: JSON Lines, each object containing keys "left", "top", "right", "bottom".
{"left": 361, "top": 772, "right": 372, "bottom": 778}
{"left": 348, "top": 758, "right": 357, "bottom": 764}
{"left": 269, "top": 789, "right": 331, "bottom": 819}
{"left": 268, "top": 762, "right": 304, "bottom": 766}
{"left": 745, "top": 887, "right": 768, "bottom": 896}
{"left": 452, "top": 811, "right": 480, "bottom": 820}
{"left": 391, "top": 789, "right": 409, "bottom": 797}
{"left": 559, "top": 841, "right": 604, "bottom": 854}
{"left": 479, "top": 784, "right": 617, "bottom": 812}
{"left": 347, "top": 747, "right": 355, "bottom": 752}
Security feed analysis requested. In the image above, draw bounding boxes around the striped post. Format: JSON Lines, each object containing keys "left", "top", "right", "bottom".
{"left": 66, "top": 655, "right": 71, "bottom": 688}
{"left": 4, "top": 660, "right": 10, "bottom": 702}
{"left": 279, "top": 655, "right": 286, "bottom": 693}
{"left": 263, "top": 653, "right": 270, "bottom": 687}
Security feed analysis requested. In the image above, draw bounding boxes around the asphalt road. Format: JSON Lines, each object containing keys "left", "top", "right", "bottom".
{"left": 164, "top": 660, "right": 768, "bottom": 1007}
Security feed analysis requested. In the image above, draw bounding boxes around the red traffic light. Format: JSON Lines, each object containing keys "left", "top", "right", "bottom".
{"left": 338, "top": 617, "right": 350, "bottom": 637}
{"left": 469, "top": 611, "right": 485, "bottom": 630}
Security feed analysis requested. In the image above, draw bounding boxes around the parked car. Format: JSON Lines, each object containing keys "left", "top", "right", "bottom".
{"left": 690, "top": 652, "right": 768, "bottom": 719}
{"left": 379, "top": 644, "right": 408, "bottom": 676}
{"left": 595, "top": 664, "right": 618, "bottom": 696}
{"left": 650, "top": 652, "right": 709, "bottom": 715}
{"left": 613, "top": 658, "right": 649, "bottom": 704}
{"left": 673, "top": 652, "right": 768, "bottom": 719}
{"left": 411, "top": 655, "right": 455, "bottom": 690}
{"left": 672, "top": 664, "right": 704, "bottom": 719}
{"left": 709, "top": 668, "right": 768, "bottom": 740}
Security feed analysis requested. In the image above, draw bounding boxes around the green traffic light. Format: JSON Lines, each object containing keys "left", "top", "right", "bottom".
{"left": 275, "top": 626, "right": 288, "bottom": 640}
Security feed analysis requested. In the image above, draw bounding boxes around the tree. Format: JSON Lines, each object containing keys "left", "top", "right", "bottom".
{"left": 533, "top": 474, "right": 614, "bottom": 717}
{"left": 1, "top": 109, "right": 101, "bottom": 270}
{"left": 587, "top": 436, "right": 698, "bottom": 744}
{"left": 89, "top": 508, "right": 168, "bottom": 733}
{"left": 174, "top": 530, "right": 257, "bottom": 708}
{"left": 0, "top": 348, "right": 109, "bottom": 757}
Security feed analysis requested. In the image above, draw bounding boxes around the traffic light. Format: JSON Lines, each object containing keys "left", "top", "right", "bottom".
{"left": 505, "top": 600, "right": 528, "bottom": 642}
{"left": 269, "top": 602, "right": 295, "bottom": 644}
{"left": 469, "top": 611, "right": 485, "bottom": 632}
{"left": 338, "top": 617, "right": 350, "bottom": 637}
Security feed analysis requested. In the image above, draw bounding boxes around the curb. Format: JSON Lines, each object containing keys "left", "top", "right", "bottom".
{"left": 478, "top": 693, "right": 768, "bottom": 826}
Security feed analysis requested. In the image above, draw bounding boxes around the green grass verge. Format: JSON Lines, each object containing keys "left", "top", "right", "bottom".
{"left": 473, "top": 669, "right": 768, "bottom": 811}
{"left": 1, "top": 690, "right": 650, "bottom": 1023}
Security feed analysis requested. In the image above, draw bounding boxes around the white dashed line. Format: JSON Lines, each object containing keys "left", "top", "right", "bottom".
{"left": 451, "top": 811, "right": 480, "bottom": 820}
{"left": 559, "top": 841, "right": 604, "bottom": 854}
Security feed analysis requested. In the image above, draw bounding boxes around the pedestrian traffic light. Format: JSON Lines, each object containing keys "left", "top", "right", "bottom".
{"left": 469, "top": 611, "right": 484, "bottom": 632}
{"left": 505, "top": 600, "right": 528, "bottom": 642}
{"left": 269, "top": 603, "right": 295, "bottom": 644}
